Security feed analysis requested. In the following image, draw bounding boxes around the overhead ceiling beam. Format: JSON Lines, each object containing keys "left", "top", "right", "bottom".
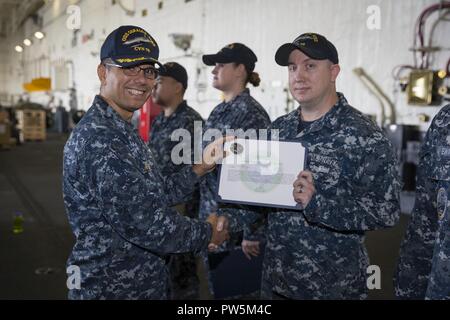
{"left": 0, "top": 0, "right": 45, "bottom": 38}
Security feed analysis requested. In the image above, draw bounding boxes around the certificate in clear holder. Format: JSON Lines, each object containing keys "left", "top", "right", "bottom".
{"left": 217, "top": 138, "right": 306, "bottom": 210}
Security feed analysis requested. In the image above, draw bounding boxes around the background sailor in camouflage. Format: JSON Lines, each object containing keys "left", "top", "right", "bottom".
{"left": 63, "top": 25, "right": 229, "bottom": 300}
{"left": 395, "top": 104, "right": 450, "bottom": 300}
{"left": 150, "top": 62, "right": 204, "bottom": 299}
{"left": 200, "top": 43, "right": 271, "bottom": 297}
{"left": 150, "top": 62, "right": 203, "bottom": 177}
{"left": 218, "top": 33, "right": 401, "bottom": 299}
{"left": 201, "top": 43, "right": 271, "bottom": 225}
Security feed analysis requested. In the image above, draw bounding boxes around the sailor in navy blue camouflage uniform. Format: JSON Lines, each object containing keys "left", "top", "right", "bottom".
{"left": 200, "top": 43, "right": 271, "bottom": 223}
{"left": 150, "top": 62, "right": 203, "bottom": 177}
{"left": 395, "top": 104, "right": 450, "bottom": 300}
{"left": 200, "top": 43, "right": 271, "bottom": 297}
{"left": 150, "top": 62, "right": 204, "bottom": 299}
{"left": 217, "top": 33, "right": 401, "bottom": 299}
{"left": 63, "top": 25, "right": 229, "bottom": 300}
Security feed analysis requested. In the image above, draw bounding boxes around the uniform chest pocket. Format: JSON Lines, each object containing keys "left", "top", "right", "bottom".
{"left": 307, "top": 152, "right": 343, "bottom": 190}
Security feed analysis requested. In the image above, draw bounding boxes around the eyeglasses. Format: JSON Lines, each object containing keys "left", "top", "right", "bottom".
{"left": 104, "top": 63, "right": 159, "bottom": 80}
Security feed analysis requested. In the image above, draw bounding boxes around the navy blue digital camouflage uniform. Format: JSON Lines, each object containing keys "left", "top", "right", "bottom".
{"left": 63, "top": 95, "right": 212, "bottom": 299}
{"left": 149, "top": 100, "right": 204, "bottom": 299}
{"left": 220, "top": 93, "right": 401, "bottom": 299}
{"left": 200, "top": 88, "right": 271, "bottom": 234}
{"left": 149, "top": 101, "right": 203, "bottom": 177}
{"left": 200, "top": 88, "right": 271, "bottom": 297}
{"left": 395, "top": 104, "right": 450, "bottom": 300}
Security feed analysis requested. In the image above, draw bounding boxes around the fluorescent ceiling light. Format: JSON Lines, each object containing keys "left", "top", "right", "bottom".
{"left": 34, "top": 31, "right": 45, "bottom": 39}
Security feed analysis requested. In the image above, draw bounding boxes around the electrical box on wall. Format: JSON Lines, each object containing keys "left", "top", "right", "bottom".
{"left": 407, "top": 69, "right": 448, "bottom": 106}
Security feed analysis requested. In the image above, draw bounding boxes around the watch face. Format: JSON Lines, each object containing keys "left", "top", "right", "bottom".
{"left": 437, "top": 187, "right": 448, "bottom": 221}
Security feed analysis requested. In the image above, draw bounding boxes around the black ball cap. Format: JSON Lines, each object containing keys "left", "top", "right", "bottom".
{"left": 158, "top": 62, "right": 188, "bottom": 90}
{"left": 202, "top": 43, "right": 258, "bottom": 72}
{"left": 100, "top": 25, "right": 164, "bottom": 69}
{"left": 275, "top": 33, "right": 339, "bottom": 66}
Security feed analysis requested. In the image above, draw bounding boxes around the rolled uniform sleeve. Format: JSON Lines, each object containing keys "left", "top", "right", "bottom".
{"left": 89, "top": 139, "right": 212, "bottom": 255}
{"left": 304, "top": 138, "right": 401, "bottom": 232}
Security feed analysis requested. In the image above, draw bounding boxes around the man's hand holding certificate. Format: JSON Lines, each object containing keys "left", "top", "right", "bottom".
{"left": 218, "top": 138, "right": 311, "bottom": 210}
